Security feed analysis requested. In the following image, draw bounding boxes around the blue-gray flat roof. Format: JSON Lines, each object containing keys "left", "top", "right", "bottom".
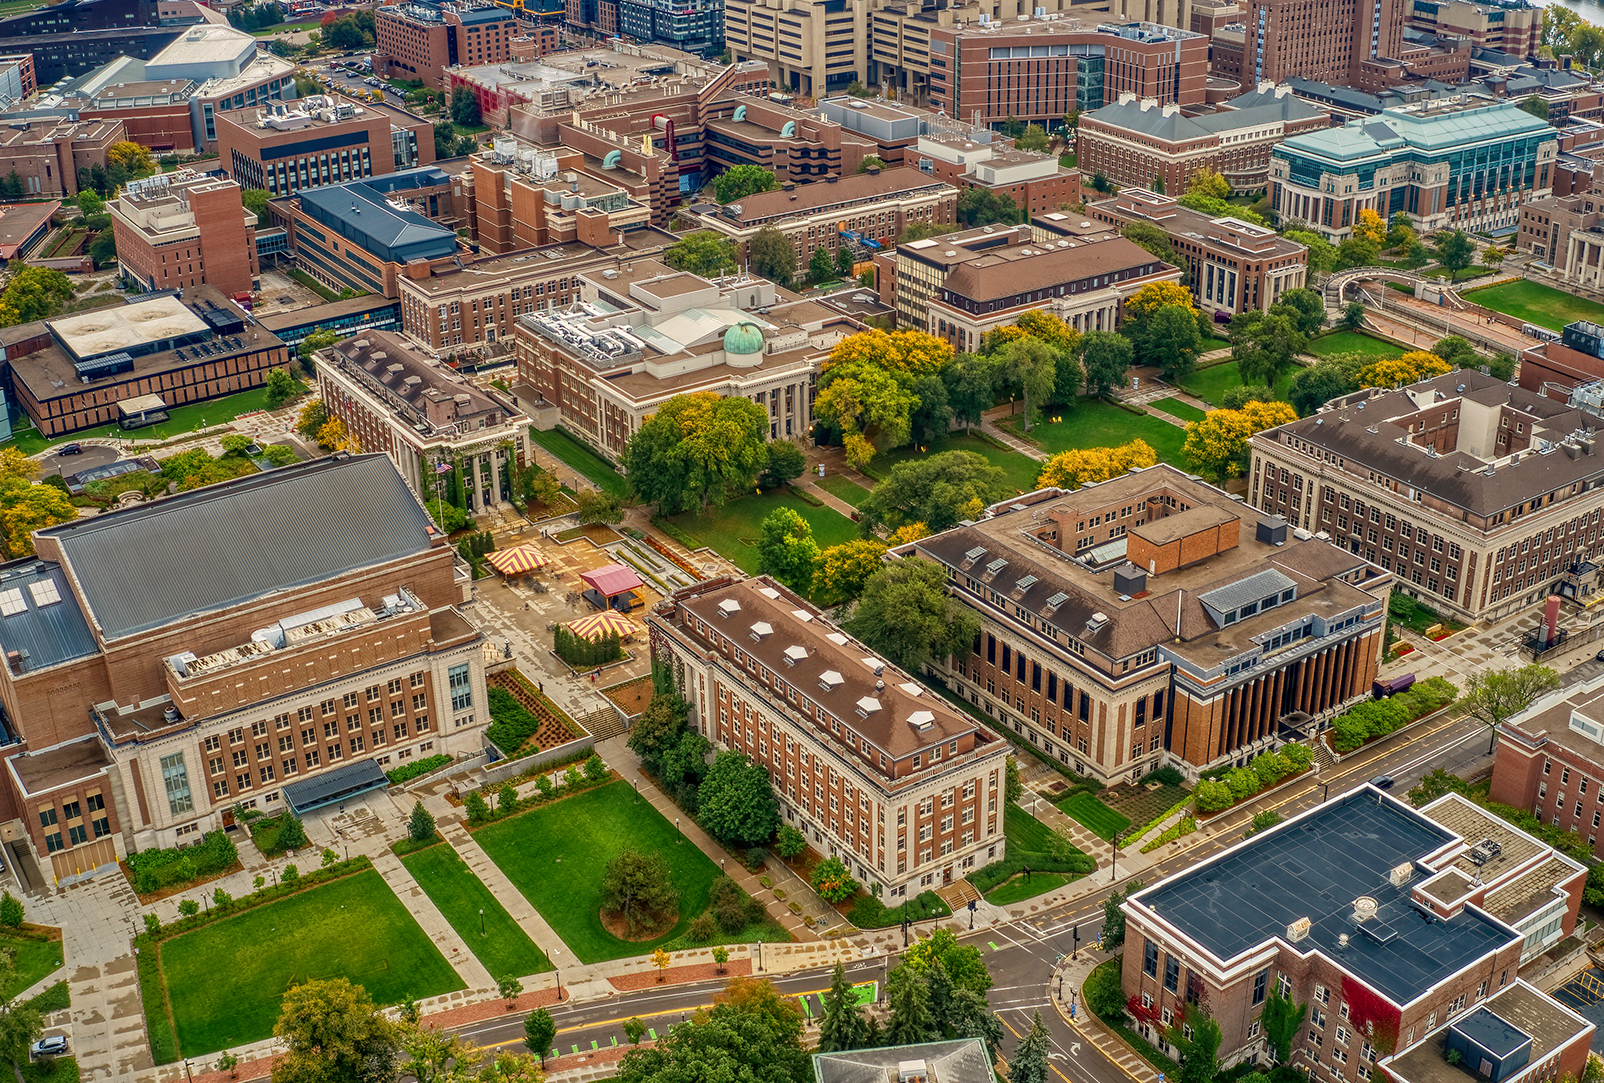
{"left": 1134, "top": 791, "right": 1517, "bottom": 1005}
{"left": 0, "top": 561, "right": 97, "bottom": 672}
{"left": 281, "top": 756, "right": 388, "bottom": 812}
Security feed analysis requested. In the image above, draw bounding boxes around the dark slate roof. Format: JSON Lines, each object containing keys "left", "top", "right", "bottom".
{"left": 0, "top": 560, "right": 97, "bottom": 672}
{"left": 1451, "top": 1006, "right": 1533, "bottom": 1059}
{"left": 1131, "top": 790, "right": 1518, "bottom": 1005}
{"left": 298, "top": 172, "right": 459, "bottom": 265}
{"left": 814, "top": 1040, "right": 997, "bottom": 1083}
{"left": 281, "top": 756, "right": 389, "bottom": 812}
{"left": 44, "top": 455, "right": 436, "bottom": 641}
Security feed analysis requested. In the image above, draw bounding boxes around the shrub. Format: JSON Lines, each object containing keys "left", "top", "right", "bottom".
{"left": 535, "top": 775, "right": 554, "bottom": 797}
{"left": 812, "top": 857, "right": 859, "bottom": 903}
{"left": 688, "top": 913, "right": 717, "bottom": 942}
{"left": 465, "top": 791, "right": 490, "bottom": 823}
{"left": 1193, "top": 778, "right": 1233, "bottom": 812}
{"left": 0, "top": 892, "right": 23, "bottom": 928}
{"left": 585, "top": 754, "right": 608, "bottom": 782}
{"left": 177, "top": 899, "right": 199, "bottom": 918}
{"left": 486, "top": 685, "right": 550, "bottom": 758}
{"left": 1252, "top": 751, "right": 1290, "bottom": 789}
{"left": 1140, "top": 765, "right": 1186, "bottom": 786}
{"left": 744, "top": 847, "right": 768, "bottom": 871}
{"left": 321, "top": 848, "right": 338, "bottom": 868}
{"left": 386, "top": 753, "right": 452, "bottom": 785}
{"left": 553, "top": 626, "right": 622, "bottom": 667}
{"left": 1331, "top": 676, "right": 1456, "bottom": 752}
{"left": 125, "top": 830, "right": 238, "bottom": 892}
{"left": 1223, "top": 768, "right": 1258, "bottom": 801}
{"left": 282, "top": 864, "right": 299, "bottom": 883}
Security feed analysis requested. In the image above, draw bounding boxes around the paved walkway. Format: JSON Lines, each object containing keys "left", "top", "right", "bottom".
{"left": 369, "top": 848, "right": 496, "bottom": 989}
{"left": 441, "top": 822, "right": 573, "bottom": 972}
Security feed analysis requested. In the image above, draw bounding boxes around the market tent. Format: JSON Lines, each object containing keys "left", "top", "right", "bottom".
{"left": 580, "top": 564, "right": 643, "bottom": 597}
{"left": 567, "top": 610, "right": 638, "bottom": 641}
{"left": 486, "top": 544, "right": 550, "bottom": 575}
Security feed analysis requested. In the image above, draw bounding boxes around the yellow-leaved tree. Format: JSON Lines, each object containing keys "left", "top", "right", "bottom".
{"left": 1123, "top": 281, "right": 1197, "bottom": 326}
{"left": 1353, "top": 208, "right": 1388, "bottom": 247}
{"left": 1182, "top": 401, "right": 1296, "bottom": 484}
{"left": 1356, "top": 351, "right": 1451, "bottom": 389}
{"left": 1037, "top": 439, "right": 1158, "bottom": 490}
{"left": 811, "top": 538, "right": 889, "bottom": 607}
{"left": 815, "top": 329, "right": 953, "bottom": 469}
{"left": 887, "top": 522, "right": 930, "bottom": 544}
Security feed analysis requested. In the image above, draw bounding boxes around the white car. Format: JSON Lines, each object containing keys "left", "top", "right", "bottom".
{"left": 31, "top": 1036, "right": 66, "bottom": 1058}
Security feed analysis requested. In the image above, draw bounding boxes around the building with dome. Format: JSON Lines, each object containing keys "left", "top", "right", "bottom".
{"left": 511, "top": 258, "right": 862, "bottom": 460}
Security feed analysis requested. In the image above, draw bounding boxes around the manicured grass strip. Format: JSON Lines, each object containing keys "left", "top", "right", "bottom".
{"left": 869, "top": 432, "right": 1042, "bottom": 494}
{"left": 25, "top": 981, "right": 67, "bottom": 1013}
{"left": 159, "top": 870, "right": 465, "bottom": 1055}
{"left": 1176, "top": 362, "right": 1295, "bottom": 407}
{"left": 1464, "top": 278, "right": 1604, "bottom": 332}
{"left": 815, "top": 473, "right": 872, "bottom": 508}
{"left": 1006, "top": 802, "right": 1069, "bottom": 852}
{"left": 1150, "top": 397, "right": 1206, "bottom": 423}
{"left": 1200, "top": 334, "right": 1231, "bottom": 353}
{"left": 474, "top": 780, "right": 724, "bottom": 964}
{"left": 527, "top": 427, "right": 631, "bottom": 498}
{"left": 662, "top": 491, "right": 858, "bottom": 575}
{"left": 0, "top": 933, "right": 62, "bottom": 1000}
{"left": 1056, "top": 791, "right": 1131, "bottom": 842}
{"left": 402, "top": 843, "right": 552, "bottom": 980}
{"left": 1013, "top": 399, "right": 1187, "bottom": 468}
{"left": 984, "top": 871, "right": 1071, "bottom": 906}
{"left": 1305, "top": 330, "right": 1404, "bottom": 361}
{"left": 137, "top": 941, "right": 178, "bottom": 1065}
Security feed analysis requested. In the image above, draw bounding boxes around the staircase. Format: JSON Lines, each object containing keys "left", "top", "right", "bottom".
{"left": 1312, "top": 735, "right": 1339, "bottom": 770}
{"left": 934, "top": 879, "right": 981, "bottom": 912}
{"left": 577, "top": 705, "right": 626, "bottom": 741}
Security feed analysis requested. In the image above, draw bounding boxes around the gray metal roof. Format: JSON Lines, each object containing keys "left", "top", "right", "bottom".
{"left": 0, "top": 561, "right": 97, "bottom": 672}
{"left": 814, "top": 1040, "right": 996, "bottom": 1083}
{"left": 46, "top": 455, "right": 436, "bottom": 641}
{"left": 281, "top": 756, "right": 388, "bottom": 812}
{"left": 1197, "top": 568, "right": 1296, "bottom": 616}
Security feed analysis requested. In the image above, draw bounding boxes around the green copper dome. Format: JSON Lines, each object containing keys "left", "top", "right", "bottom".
{"left": 723, "top": 321, "right": 764, "bottom": 355}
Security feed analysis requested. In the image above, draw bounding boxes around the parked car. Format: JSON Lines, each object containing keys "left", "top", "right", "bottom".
{"left": 58, "top": 443, "right": 81, "bottom": 455}
{"left": 1369, "top": 775, "right": 1394, "bottom": 790}
{"left": 31, "top": 1036, "right": 66, "bottom": 1058}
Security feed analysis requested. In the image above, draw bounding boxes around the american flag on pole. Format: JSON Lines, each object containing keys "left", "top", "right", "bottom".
{"left": 435, "top": 461, "right": 452, "bottom": 475}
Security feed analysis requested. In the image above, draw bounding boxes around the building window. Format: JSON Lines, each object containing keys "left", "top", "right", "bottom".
{"left": 449, "top": 664, "right": 472, "bottom": 712}
{"left": 161, "top": 752, "right": 194, "bottom": 817}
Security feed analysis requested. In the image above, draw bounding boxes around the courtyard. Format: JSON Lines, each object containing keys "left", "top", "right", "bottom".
{"left": 1465, "top": 278, "right": 1604, "bottom": 332}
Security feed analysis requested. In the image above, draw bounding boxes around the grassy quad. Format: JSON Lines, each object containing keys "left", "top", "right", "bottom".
{"left": 662, "top": 491, "right": 858, "bottom": 574}
{"left": 0, "top": 933, "right": 62, "bottom": 1000}
{"left": 527, "top": 426, "right": 632, "bottom": 499}
{"left": 473, "top": 780, "right": 725, "bottom": 963}
{"left": 1013, "top": 399, "right": 1188, "bottom": 468}
{"left": 156, "top": 870, "right": 465, "bottom": 1055}
{"left": 400, "top": 843, "right": 552, "bottom": 980}
{"left": 1057, "top": 791, "right": 1131, "bottom": 842}
{"left": 814, "top": 473, "right": 873, "bottom": 508}
{"left": 1304, "top": 331, "right": 1405, "bottom": 361}
{"left": 1150, "top": 397, "right": 1207, "bottom": 423}
{"left": 1175, "top": 362, "right": 1296, "bottom": 407}
{"left": 1463, "top": 279, "right": 1604, "bottom": 333}
{"left": 868, "top": 432, "right": 1041, "bottom": 493}
{"left": 980, "top": 805, "right": 1082, "bottom": 905}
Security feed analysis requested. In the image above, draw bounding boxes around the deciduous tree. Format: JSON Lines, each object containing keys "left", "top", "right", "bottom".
{"left": 1229, "top": 309, "right": 1305, "bottom": 388}
{"left": 749, "top": 226, "right": 796, "bottom": 284}
{"left": 1145, "top": 304, "right": 1204, "bottom": 380}
{"left": 842, "top": 556, "right": 979, "bottom": 674}
{"left": 1080, "top": 331, "right": 1134, "bottom": 398}
{"left": 902, "top": 928, "right": 992, "bottom": 994}
{"left": 1434, "top": 229, "right": 1476, "bottom": 279}
{"left": 756, "top": 507, "right": 819, "bottom": 595}
{"left": 617, "top": 976, "right": 809, "bottom": 1083}
{"left": 1288, "top": 361, "right": 1358, "bottom": 416}
{"left": 992, "top": 337, "right": 1055, "bottom": 430}
{"left": 271, "top": 977, "right": 400, "bottom": 1083}
{"left": 400, "top": 1023, "right": 483, "bottom": 1083}
{"left": 1285, "top": 230, "right": 1338, "bottom": 274}
{"left": 698, "top": 751, "right": 779, "bottom": 847}
{"left": 1170, "top": 1004, "right": 1224, "bottom": 1083}
{"left": 0, "top": 265, "right": 73, "bottom": 326}
{"left": 858, "top": 450, "right": 1008, "bottom": 533}
{"left": 0, "top": 481, "right": 75, "bottom": 558}
{"left": 1182, "top": 401, "right": 1296, "bottom": 484}
{"left": 106, "top": 141, "right": 156, "bottom": 176}
{"left": 716, "top": 164, "right": 780, "bottom": 204}
{"left": 1036, "top": 439, "right": 1157, "bottom": 490}
{"left": 811, "top": 538, "right": 888, "bottom": 606}
{"left": 1186, "top": 168, "right": 1231, "bottom": 200}
{"left": 815, "top": 329, "right": 953, "bottom": 468}
{"left": 1356, "top": 350, "right": 1452, "bottom": 388}
{"left": 621, "top": 392, "right": 769, "bottom": 514}
{"left": 574, "top": 489, "right": 624, "bottom": 526}
{"left": 1271, "top": 287, "right": 1327, "bottom": 337}
{"left": 1463, "top": 664, "right": 1559, "bottom": 754}
{"left": 1353, "top": 208, "right": 1388, "bottom": 246}
{"left": 664, "top": 231, "right": 737, "bottom": 277}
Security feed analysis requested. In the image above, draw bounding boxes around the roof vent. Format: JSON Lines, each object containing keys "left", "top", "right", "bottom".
{"left": 1287, "top": 916, "right": 1311, "bottom": 942}
{"left": 1044, "top": 591, "right": 1069, "bottom": 612}
{"left": 717, "top": 598, "right": 741, "bottom": 617}
{"left": 1389, "top": 862, "right": 1414, "bottom": 886}
{"left": 749, "top": 621, "right": 772, "bottom": 640}
{"left": 1353, "top": 896, "right": 1379, "bottom": 922}
{"left": 783, "top": 644, "right": 807, "bottom": 665}
{"left": 819, "top": 670, "right": 844, "bottom": 690}
{"left": 1086, "top": 612, "right": 1110, "bottom": 632}
{"left": 856, "top": 696, "right": 882, "bottom": 715}
{"left": 984, "top": 557, "right": 1008, "bottom": 576}
{"left": 908, "top": 710, "right": 935, "bottom": 730}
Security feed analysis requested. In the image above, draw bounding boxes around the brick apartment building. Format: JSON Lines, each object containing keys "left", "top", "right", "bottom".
{"left": 1247, "top": 370, "right": 1604, "bottom": 625}
{"left": 649, "top": 575, "right": 1012, "bottom": 898}
{"left": 1076, "top": 83, "right": 1327, "bottom": 195}
{"left": 214, "top": 95, "right": 435, "bottom": 199}
{"left": 1240, "top": 0, "right": 1404, "bottom": 86}
{"left": 1490, "top": 669, "right": 1604, "bottom": 860}
{"left": 374, "top": 0, "right": 516, "bottom": 89}
{"left": 511, "top": 259, "right": 855, "bottom": 458}
{"left": 108, "top": 170, "right": 258, "bottom": 297}
{"left": 899, "top": 464, "right": 1393, "bottom": 783}
{"left": 1123, "top": 788, "right": 1589, "bottom": 1083}
{"left": 1085, "top": 188, "right": 1309, "bottom": 318}
{"left": 0, "top": 454, "right": 485, "bottom": 884}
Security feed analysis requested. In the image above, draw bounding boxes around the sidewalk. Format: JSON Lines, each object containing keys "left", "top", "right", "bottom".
{"left": 1051, "top": 945, "right": 1162, "bottom": 1083}
{"left": 369, "top": 848, "right": 496, "bottom": 990}
{"left": 441, "top": 822, "right": 574, "bottom": 967}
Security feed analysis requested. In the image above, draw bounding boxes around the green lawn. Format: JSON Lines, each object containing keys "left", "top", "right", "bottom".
{"left": 984, "top": 871, "right": 1071, "bottom": 906}
{"left": 401, "top": 844, "right": 552, "bottom": 981}
{"left": 1464, "top": 278, "right": 1604, "bottom": 332}
{"left": 527, "top": 426, "right": 631, "bottom": 499}
{"left": 1150, "top": 397, "right": 1207, "bottom": 423}
{"left": 1057, "top": 791, "right": 1131, "bottom": 842}
{"left": 157, "top": 870, "right": 465, "bottom": 1055}
{"left": 1201, "top": 334, "right": 1232, "bottom": 353}
{"left": 1059, "top": 153, "right": 1077, "bottom": 169}
{"left": 662, "top": 490, "right": 858, "bottom": 575}
{"left": 473, "top": 780, "right": 725, "bottom": 964}
{"left": 1305, "top": 330, "right": 1404, "bottom": 361}
{"left": 0, "top": 934, "right": 62, "bottom": 1000}
{"left": 869, "top": 432, "right": 1042, "bottom": 493}
{"left": 1176, "top": 362, "right": 1295, "bottom": 407}
{"left": 815, "top": 473, "right": 872, "bottom": 508}
{"left": 3, "top": 382, "right": 304, "bottom": 458}
{"left": 1013, "top": 399, "right": 1187, "bottom": 467}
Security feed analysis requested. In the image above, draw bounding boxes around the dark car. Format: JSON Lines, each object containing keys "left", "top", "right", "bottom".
{"left": 58, "top": 443, "right": 81, "bottom": 455}
{"left": 1369, "top": 775, "right": 1394, "bottom": 790}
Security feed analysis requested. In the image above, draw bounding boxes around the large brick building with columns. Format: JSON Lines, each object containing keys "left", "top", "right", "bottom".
{"left": 900, "top": 464, "right": 1392, "bottom": 784}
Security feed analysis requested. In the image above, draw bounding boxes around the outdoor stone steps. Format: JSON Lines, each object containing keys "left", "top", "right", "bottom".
{"left": 579, "top": 707, "right": 625, "bottom": 741}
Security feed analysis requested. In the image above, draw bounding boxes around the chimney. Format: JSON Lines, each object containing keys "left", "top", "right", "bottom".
{"left": 867, "top": 164, "right": 880, "bottom": 174}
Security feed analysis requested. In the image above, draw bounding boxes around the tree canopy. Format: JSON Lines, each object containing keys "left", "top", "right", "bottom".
{"left": 600, "top": 849, "right": 679, "bottom": 936}
{"left": 1462, "top": 665, "right": 1560, "bottom": 752}
{"left": 1080, "top": 331, "right": 1134, "bottom": 398}
{"left": 0, "top": 265, "right": 75, "bottom": 327}
{"left": 1037, "top": 439, "right": 1157, "bottom": 490}
{"left": 271, "top": 977, "right": 400, "bottom": 1083}
{"left": 715, "top": 164, "right": 780, "bottom": 204}
{"left": 664, "top": 231, "right": 738, "bottom": 277}
{"left": 812, "top": 539, "right": 888, "bottom": 607}
{"left": 1229, "top": 309, "right": 1306, "bottom": 388}
{"left": 1182, "top": 400, "right": 1297, "bottom": 484}
{"left": 616, "top": 976, "right": 809, "bottom": 1083}
{"left": 756, "top": 507, "right": 819, "bottom": 595}
{"left": 749, "top": 226, "right": 796, "bottom": 284}
{"left": 843, "top": 556, "right": 979, "bottom": 674}
{"left": 698, "top": 750, "right": 780, "bottom": 847}
{"left": 815, "top": 329, "right": 953, "bottom": 469}
{"left": 1356, "top": 350, "right": 1452, "bottom": 389}
{"left": 621, "top": 392, "right": 770, "bottom": 514}
{"left": 858, "top": 450, "right": 1009, "bottom": 534}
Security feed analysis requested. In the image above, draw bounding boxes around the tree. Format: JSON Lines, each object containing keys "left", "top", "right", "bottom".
{"left": 616, "top": 976, "right": 809, "bottom": 1083}
{"left": 812, "top": 539, "right": 888, "bottom": 606}
{"left": 407, "top": 801, "right": 436, "bottom": 843}
{"left": 621, "top": 392, "right": 769, "bottom": 514}
{"left": 1017, "top": 123, "right": 1050, "bottom": 152}
{"left": 264, "top": 367, "right": 298, "bottom": 409}
{"left": 1404, "top": 239, "right": 1432, "bottom": 268}
{"left": 1169, "top": 1004, "right": 1223, "bottom": 1083}
{"left": 449, "top": 86, "right": 481, "bottom": 126}
{"left": 811, "top": 856, "right": 858, "bottom": 902}
{"left": 755, "top": 507, "right": 819, "bottom": 595}
{"left": 716, "top": 164, "right": 780, "bottom": 204}
{"left": 1483, "top": 245, "right": 1508, "bottom": 270}
{"left": 1221, "top": 385, "right": 1274, "bottom": 410}
{"left": 808, "top": 245, "right": 836, "bottom": 284}
{"left": 1145, "top": 304, "right": 1203, "bottom": 380}
{"left": 315, "top": 416, "right": 357, "bottom": 452}
{"left": 817, "top": 963, "right": 871, "bottom": 1052}
{"left": 1341, "top": 301, "right": 1366, "bottom": 330}
{"left": 1353, "top": 208, "right": 1388, "bottom": 246}
{"left": 1186, "top": 167, "right": 1231, "bottom": 201}
{"left": 464, "top": 790, "right": 490, "bottom": 823}
{"left": 902, "top": 928, "right": 992, "bottom": 994}
{"left": 498, "top": 976, "right": 523, "bottom": 1006}
{"left": 1519, "top": 94, "right": 1549, "bottom": 120}
{"left": 600, "top": 849, "right": 679, "bottom": 935}
{"left": 89, "top": 227, "right": 116, "bottom": 267}
{"left": 0, "top": 893, "right": 20, "bottom": 930}
{"left": 574, "top": 489, "right": 624, "bottom": 526}
{"left": 1356, "top": 350, "right": 1452, "bottom": 388}
{"left": 1285, "top": 229, "right": 1338, "bottom": 274}
{"left": 993, "top": 337, "right": 1055, "bottom": 430}
{"left": 1080, "top": 331, "right": 1134, "bottom": 398}
{"left": 523, "top": 1008, "right": 556, "bottom": 1065}
{"left": 956, "top": 186, "right": 1020, "bottom": 227}
{"left": 1289, "top": 361, "right": 1358, "bottom": 416}
{"left": 1260, "top": 988, "right": 1308, "bottom": 1063}
{"left": 749, "top": 226, "right": 796, "bottom": 284}
{"left": 1432, "top": 335, "right": 1480, "bottom": 369}
{"left": 664, "top": 230, "right": 737, "bottom": 277}
{"left": 1123, "top": 281, "right": 1196, "bottom": 350}
{"left": 1337, "top": 236, "right": 1380, "bottom": 269}
{"left": 943, "top": 352, "right": 995, "bottom": 431}
{"left": 106, "top": 141, "right": 156, "bottom": 177}
{"left": 1179, "top": 191, "right": 1267, "bottom": 226}
{"left": 240, "top": 188, "right": 271, "bottom": 222}
{"left": 622, "top": 1016, "right": 646, "bottom": 1046}
{"left": 426, "top": 498, "right": 468, "bottom": 534}
{"left": 1012, "top": 1012, "right": 1051, "bottom": 1083}
{"left": 950, "top": 988, "right": 1005, "bottom": 1058}
{"left": 1037, "top": 439, "right": 1157, "bottom": 490}
{"left": 858, "top": 450, "right": 1008, "bottom": 534}
{"left": 399, "top": 1023, "right": 483, "bottom": 1083}
{"left": 1463, "top": 664, "right": 1560, "bottom": 754}
{"left": 0, "top": 483, "right": 76, "bottom": 558}
{"left": 697, "top": 750, "right": 780, "bottom": 846}
{"left": 761, "top": 440, "right": 806, "bottom": 489}
{"left": 837, "top": 245, "right": 856, "bottom": 276}
{"left": 815, "top": 328, "right": 952, "bottom": 468}
{"left": 885, "top": 964, "right": 936, "bottom": 1045}
{"left": 1272, "top": 287, "right": 1327, "bottom": 337}
{"left": 1101, "top": 881, "right": 1141, "bottom": 949}
{"left": 271, "top": 977, "right": 400, "bottom": 1083}
{"left": 843, "top": 556, "right": 979, "bottom": 674}
{"left": 1122, "top": 220, "right": 1178, "bottom": 266}
{"left": 857, "top": 155, "right": 887, "bottom": 173}
{"left": 0, "top": 949, "right": 42, "bottom": 1078}
{"left": 1230, "top": 309, "right": 1305, "bottom": 388}
{"left": 627, "top": 693, "right": 689, "bottom": 771}
{"left": 898, "top": 221, "right": 957, "bottom": 244}
{"left": 1183, "top": 401, "right": 1296, "bottom": 484}
{"left": 296, "top": 399, "right": 329, "bottom": 438}
{"left": 0, "top": 264, "right": 73, "bottom": 326}
{"left": 776, "top": 823, "right": 807, "bottom": 860}
{"left": 1434, "top": 229, "right": 1477, "bottom": 280}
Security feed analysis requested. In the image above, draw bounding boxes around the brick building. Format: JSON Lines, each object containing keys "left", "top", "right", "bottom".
{"left": 374, "top": 0, "right": 517, "bottom": 89}
{"left": 1084, "top": 188, "right": 1309, "bottom": 318}
{"left": 1123, "top": 788, "right": 1588, "bottom": 1083}
{"left": 919, "top": 133, "right": 1082, "bottom": 220}
{"left": 1240, "top": 0, "right": 1404, "bottom": 87}
{"left": 0, "top": 0, "right": 185, "bottom": 84}
{"left": 215, "top": 94, "right": 435, "bottom": 199}
{"left": 1379, "top": 983, "right": 1595, "bottom": 1083}
{"left": 5, "top": 287, "right": 289, "bottom": 437}
{"left": 109, "top": 170, "right": 258, "bottom": 297}
{"left": 900, "top": 464, "right": 1393, "bottom": 782}
{"left": 0, "top": 454, "right": 485, "bottom": 884}
{"left": 0, "top": 116, "right": 122, "bottom": 199}
{"left": 1247, "top": 370, "right": 1604, "bottom": 625}
{"left": 1405, "top": 0, "right": 1541, "bottom": 61}
{"left": 649, "top": 575, "right": 1011, "bottom": 898}
{"left": 511, "top": 259, "right": 855, "bottom": 458}
{"left": 468, "top": 139, "right": 651, "bottom": 254}
{"left": 315, "top": 330, "right": 529, "bottom": 512}
{"left": 1077, "top": 82, "right": 1327, "bottom": 195}
{"left": 1489, "top": 669, "right": 1604, "bottom": 861}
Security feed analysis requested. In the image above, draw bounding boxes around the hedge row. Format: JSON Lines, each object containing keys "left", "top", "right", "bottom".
{"left": 1193, "top": 744, "right": 1314, "bottom": 813}
{"left": 386, "top": 753, "right": 452, "bottom": 786}
{"left": 1331, "top": 676, "right": 1456, "bottom": 753}
{"left": 969, "top": 846, "right": 1095, "bottom": 896}
{"left": 1139, "top": 814, "right": 1197, "bottom": 853}
{"left": 465, "top": 754, "right": 610, "bottom": 826}
{"left": 486, "top": 686, "right": 544, "bottom": 758}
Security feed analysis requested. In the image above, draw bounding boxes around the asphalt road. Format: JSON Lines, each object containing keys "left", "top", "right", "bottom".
{"left": 37, "top": 444, "right": 117, "bottom": 478}
{"left": 450, "top": 712, "right": 1493, "bottom": 1083}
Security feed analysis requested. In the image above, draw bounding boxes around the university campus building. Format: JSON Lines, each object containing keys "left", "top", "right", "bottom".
{"left": 1122, "top": 788, "right": 1589, "bottom": 1083}
{"left": 107, "top": 169, "right": 258, "bottom": 298}
{"left": 1247, "top": 370, "right": 1604, "bottom": 624}
{"left": 0, "top": 454, "right": 486, "bottom": 885}
{"left": 649, "top": 575, "right": 1011, "bottom": 898}
{"left": 900, "top": 464, "right": 1393, "bottom": 784}
{"left": 1489, "top": 668, "right": 1604, "bottom": 862}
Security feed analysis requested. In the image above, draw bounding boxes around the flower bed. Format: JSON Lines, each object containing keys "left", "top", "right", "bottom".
{"left": 1139, "top": 814, "right": 1197, "bottom": 853}
{"left": 386, "top": 753, "right": 452, "bottom": 786}
{"left": 124, "top": 830, "right": 240, "bottom": 899}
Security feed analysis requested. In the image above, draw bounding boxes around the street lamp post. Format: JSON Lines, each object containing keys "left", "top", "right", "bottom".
{"left": 675, "top": 817, "right": 681, "bottom": 843}
{"left": 480, "top": 908, "right": 485, "bottom": 936}
{"left": 756, "top": 938, "right": 764, "bottom": 972}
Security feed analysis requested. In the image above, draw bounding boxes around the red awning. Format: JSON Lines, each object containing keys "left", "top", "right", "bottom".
{"left": 579, "top": 564, "right": 644, "bottom": 597}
